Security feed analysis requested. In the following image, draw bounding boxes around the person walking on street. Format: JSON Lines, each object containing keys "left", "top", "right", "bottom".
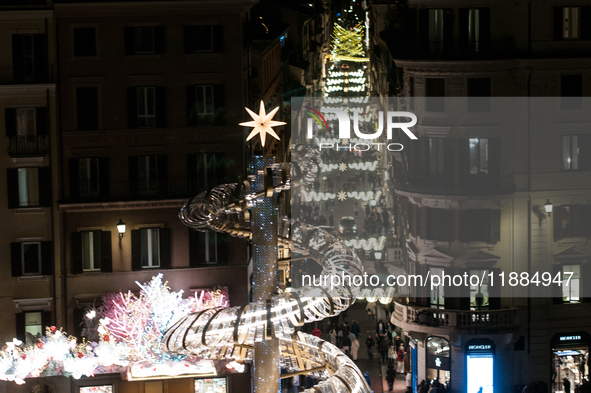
{"left": 397, "top": 344, "right": 406, "bottom": 373}
{"left": 329, "top": 327, "right": 337, "bottom": 345}
{"left": 379, "top": 334, "right": 389, "bottom": 363}
{"left": 351, "top": 320, "right": 361, "bottom": 338}
{"left": 366, "top": 334, "right": 375, "bottom": 360}
{"left": 386, "top": 363, "right": 396, "bottom": 391}
{"left": 311, "top": 327, "right": 321, "bottom": 338}
{"left": 364, "top": 371, "right": 372, "bottom": 389}
{"left": 341, "top": 334, "right": 352, "bottom": 356}
{"left": 388, "top": 343, "right": 397, "bottom": 364}
{"left": 351, "top": 337, "right": 360, "bottom": 360}
{"left": 406, "top": 372, "right": 413, "bottom": 393}
{"left": 376, "top": 319, "right": 385, "bottom": 335}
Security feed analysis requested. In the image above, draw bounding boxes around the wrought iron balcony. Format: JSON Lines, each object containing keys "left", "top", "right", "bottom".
{"left": 7, "top": 136, "right": 49, "bottom": 157}
{"left": 0, "top": 66, "right": 53, "bottom": 85}
{"left": 391, "top": 300, "right": 520, "bottom": 333}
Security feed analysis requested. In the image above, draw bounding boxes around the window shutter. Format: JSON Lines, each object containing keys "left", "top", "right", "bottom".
{"left": 100, "top": 231, "right": 112, "bottom": 273}
{"left": 183, "top": 26, "right": 194, "bottom": 53}
{"left": 409, "top": 203, "right": 417, "bottom": 236}
{"left": 581, "top": 263, "right": 591, "bottom": 303}
{"left": 128, "top": 156, "right": 138, "bottom": 197}
{"left": 127, "top": 87, "right": 138, "bottom": 129}
{"left": 155, "top": 86, "right": 167, "bottom": 128}
{"left": 186, "top": 85, "right": 197, "bottom": 127}
{"left": 418, "top": 9, "right": 429, "bottom": 53}
{"left": 445, "top": 209, "right": 455, "bottom": 242}
{"left": 553, "top": 264, "right": 563, "bottom": 304}
{"left": 582, "top": 7, "right": 591, "bottom": 40}
{"left": 480, "top": 8, "right": 491, "bottom": 51}
{"left": 188, "top": 229, "right": 200, "bottom": 267}
{"left": 41, "top": 311, "right": 51, "bottom": 332}
{"left": 11, "top": 35, "right": 25, "bottom": 83}
{"left": 488, "top": 138, "right": 501, "bottom": 186}
{"left": 38, "top": 167, "right": 52, "bottom": 207}
{"left": 41, "top": 241, "right": 52, "bottom": 276}
{"left": 36, "top": 107, "right": 48, "bottom": 136}
{"left": 459, "top": 209, "right": 470, "bottom": 242}
{"left": 458, "top": 139, "right": 470, "bottom": 185}
{"left": 5, "top": 108, "right": 16, "bottom": 137}
{"left": 71, "top": 232, "right": 83, "bottom": 275}
{"left": 459, "top": 268, "right": 471, "bottom": 310}
{"left": 98, "top": 157, "right": 110, "bottom": 198}
{"left": 11, "top": 242, "right": 22, "bottom": 277}
{"left": 15, "top": 313, "right": 25, "bottom": 343}
{"left": 217, "top": 233, "right": 229, "bottom": 265}
{"left": 33, "top": 34, "right": 47, "bottom": 82}
{"left": 73, "top": 308, "right": 85, "bottom": 339}
{"left": 553, "top": 7, "right": 563, "bottom": 41}
{"left": 158, "top": 155, "right": 168, "bottom": 196}
{"left": 443, "top": 9, "right": 454, "bottom": 53}
{"left": 418, "top": 264, "right": 429, "bottom": 307}
{"left": 7, "top": 168, "right": 19, "bottom": 209}
{"left": 131, "top": 229, "right": 141, "bottom": 271}
{"left": 489, "top": 209, "right": 501, "bottom": 243}
{"left": 124, "top": 27, "right": 135, "bottom": 55}
{"left": 213, "top": 25, "right": 224, "bottom": 53}
{"left": 443, "top": 138, "right": 454, "bottom": 181}
{"left": 489, "top": 267, "right": 501, "bottom": 309}
{"left": 159, "top": 228, "right": 171, "bottom": 269}
{"left": 553, "top": 206, "right": 565, "bottom": 242}
{"left": 154, "top": 27, "right": 165, "bottom": 54}
{"left": 69, "top": 158, "right": 80, "bottom": 200}
{"left": 187, "top": 154, "right": 197, "bottom": 194}
{"left": 213, "top": 85, "right": 225, "bottom": 125}
{"left": 578, "top": 134, "right": 591, "bottom": 171}
{"left": 458, "top": 8, "right": 469, "bottom": 52}
{"left": 419, "top": 207, "right": 427, "bottom": 239}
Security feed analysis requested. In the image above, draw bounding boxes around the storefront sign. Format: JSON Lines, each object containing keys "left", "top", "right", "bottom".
{"left": 551, "top": 332, "right": 591, "bottom": 348}
{"left": 465, "top": 339, "right": 495, "bottom": 354}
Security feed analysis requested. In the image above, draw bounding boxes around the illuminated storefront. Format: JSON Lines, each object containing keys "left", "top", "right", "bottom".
{"left": 551, "top": 332, "right": 590, "bottom": 393}
{"left": 194, "top": 377, "right": 227, "bottom": 393}
{"left": 426, "top": 336, "right": 451, "bottom": 387}
{"left": 466, "top": 339, "right": 495, "bottom": 393}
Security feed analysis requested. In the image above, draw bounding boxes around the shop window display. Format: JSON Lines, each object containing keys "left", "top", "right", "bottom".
{"left": 194, "top": 377, "right": 227, "bottom": 393}
{"left": 552, "top": 333, "right": 590, "bottom": 393}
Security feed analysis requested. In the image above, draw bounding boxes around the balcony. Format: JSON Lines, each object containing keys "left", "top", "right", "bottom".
{"left": 7, "top": 135, "right": 49, "bottom": 157}
{"left": 391, "top": 300, "right": 521, "bottom": 335}
{"left": 392, "top": 174, "right": 516, "bottom": 196}
{"left": 0, "top": 66, "right": 54, "bottom": 85}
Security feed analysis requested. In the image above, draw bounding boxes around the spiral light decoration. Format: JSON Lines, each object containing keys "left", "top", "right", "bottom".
{"left": 168, "top": 145, "right": 394, "bottom": 393}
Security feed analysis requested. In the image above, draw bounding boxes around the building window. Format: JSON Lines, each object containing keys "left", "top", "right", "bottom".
{"left": 25, "top": 311, "right": 43, "bottom": 345}
{"left": 12, "top": 34, "right": 47, "bottom": 84}
{"left": 408, "top": 76, "right": 415, "bottom": 111}
{"left": 16, "top": 108, "right": 36, "bottom": 136}
{"left": 137, "top": 87, "right": 156, "bottom": 128}
{"left": 563, "top": 135, "right": 591, "bottom": 170}
{"left": 125, "top": 26, "right": 164, "bottom": 55}
{"left": 430, "top": 267, "right": 445, "bottom": 309}
{"left": 187, "top": 85, "right": 224, "bottom": 126}
{"left": 79, "top": 158, "right": 100, "bottom": 197}
{"left": 187, "top": 152, "right": 228, "bottom": 193}
{"left": 459, "top": 209, "right": 501, "bottom": 243}
{"left": 561, "top": 75, "right": 583, "bottom": 109}
{"left": 11, "top": 241, "right": 51, "bottom": 277}
{"left": 141, "top": 228, "right": 160, "bottom": 268}
{"left": 426, "top": 336, "right": 451, "bottom": 385}
{"left": 428, "top": 9, "right": 444, "bottom": 53}
{"left": 195, "top": 377, "right": 227, "bottom": 393}
{"left": 459, "top": 8, "right": 491, "bottom": 53}
{"left": 17, "top": 167, "right": 39, "bottom": 207}
{"left": 81, "top": 231, "right": 101, "bottom": 271}
{"left": 468, "top": 138, "right": 488, "bottom": 174}
{"left": 189, "top": 229, "right": 229, "bottom": 266}
{"left": 425, "top": 78, "right": 445, "bottom": 112}
{"left": 470, "top": 269, "right": 490, "bottom": 309}
{"left": 553, "top": 205, "right": 591, "bottom": 240}
{"left": 562, "top": 264, "right": 580, "bottom": 303}
{"left": 135, "top": 27, "right": 154, "bottom": 53}
{"left": 563, "top": 7, "right": 580, "bottom": 39}
{"left": 73, "top": 28, "right": 96, "bottom": 57}
{"left": 426, "top": 208, "right": 448, "bottom": 241}
{"left": 80, "top": 386, "right": 113, "bottom": 393}
{"left": 138, "top": 155, "right": 159, "bottom": 196}
{"left": 128, "top": 155, "right": 167, "bottom": 198}
{"left": 21, "top": 242, "right": 41, "bottom": 275}
{"left": 184, "top": 25, "right": 224, "bottom": 53}
{"left": 467, "top": 78, "right": 491, "bottom": 112}
{"left": 428, "top": 138, "right": 444, "bottom": 175}
{"left": 76, "top": 87, "right": 99, "bottom": 130}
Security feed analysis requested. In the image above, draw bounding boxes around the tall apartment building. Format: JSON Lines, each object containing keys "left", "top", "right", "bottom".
{"left": 0, "top": 0, "right": 58, "bottom": 376}
{"left": 368, "top": 1, "right": 591, "bottom": 392}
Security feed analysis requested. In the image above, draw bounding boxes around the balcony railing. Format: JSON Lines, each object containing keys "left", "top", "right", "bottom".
{"left": 393, "top": 301, "right": 520, "bottom": 330}
{"left": 391, "top": 39, "right": 516, "bottom": 61}
{"left": 392, "top": 174, "right": 516, "bottom": 195}
{"left": 7, "top": 136, "right": 49, "bottom": 157}
{"left": 0, "top": 66, "right": 53, "bottom": 85}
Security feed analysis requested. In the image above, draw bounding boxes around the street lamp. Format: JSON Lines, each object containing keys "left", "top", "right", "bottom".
{"left": 117, "top": 219, "right": 126, "bottom": 239}
{"left": 544, "top": 200, "right": 553, "bottom": 216}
